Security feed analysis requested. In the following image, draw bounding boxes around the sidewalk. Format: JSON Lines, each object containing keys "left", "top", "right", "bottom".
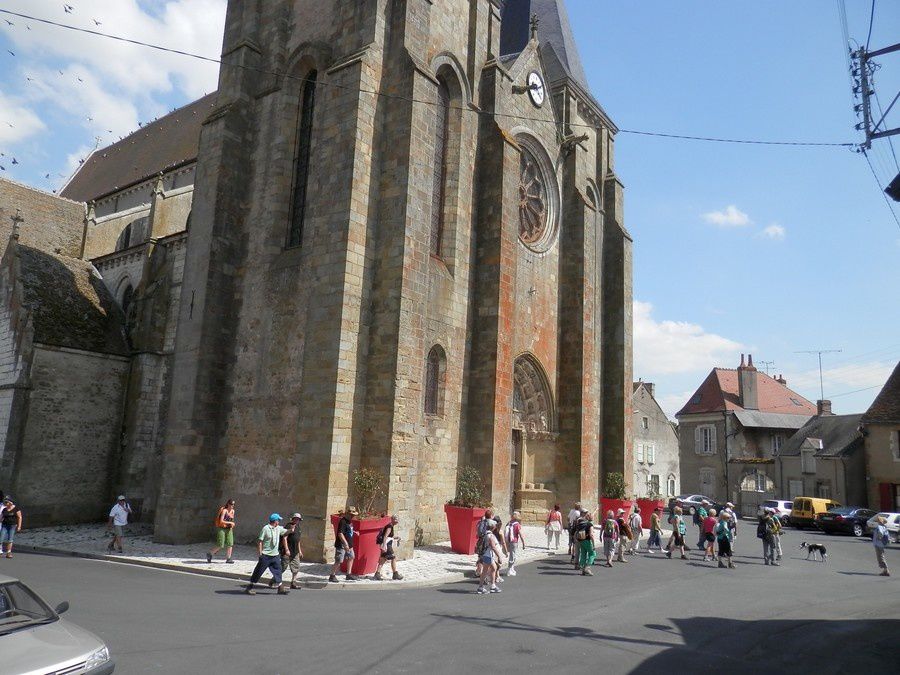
{"left": 15, "top": 522, "right": 612, "bottom": 589}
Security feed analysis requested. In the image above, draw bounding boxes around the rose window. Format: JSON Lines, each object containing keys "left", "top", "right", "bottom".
{"left": 518, "top": 149, "right": 548, "bottom": 245}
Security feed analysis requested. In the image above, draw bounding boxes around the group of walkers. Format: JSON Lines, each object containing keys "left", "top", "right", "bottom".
{"left": 473, "top": 509, "right": 526, "bottom": 594}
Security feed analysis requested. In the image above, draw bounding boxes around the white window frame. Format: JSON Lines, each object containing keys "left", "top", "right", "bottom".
{"left": 648, "top": 474, "right": 660, "bottom": 495}
{"left": 636, "top": 444, "right": 644, "bottom": 463}
{"left": 695, "top": 425, "right": 717, "bottom": 455}
{"left": 667, "top": 476, "right": 676, "bottom": 496}
{"left": 647, "top": 444, "right": 656, "bottom": 465}
{"left": 772, "top": 434, "right": 784, "bottom": 453}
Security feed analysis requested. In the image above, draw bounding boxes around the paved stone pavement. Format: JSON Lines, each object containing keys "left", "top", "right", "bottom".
{"left": 15, "top": 522, "right": 671, "bottom": 587}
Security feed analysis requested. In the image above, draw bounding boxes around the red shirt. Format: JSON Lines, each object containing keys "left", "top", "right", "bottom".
{"left": 703, "top": 516, "right": 717, "bottom": 534}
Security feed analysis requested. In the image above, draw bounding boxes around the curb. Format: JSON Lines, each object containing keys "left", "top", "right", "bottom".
{"left": 14, "top": 544, "right": 527, "bottom": 591}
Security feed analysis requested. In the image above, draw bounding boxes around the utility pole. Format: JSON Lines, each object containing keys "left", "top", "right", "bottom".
{"left": 851, "top": 41, "right": 900, "bottom": 150}
{"left": 759, "top": 360, "right": 776, "bottom": 376}
{"left": 795, "top": 349, "right": 843, "bottom": 401}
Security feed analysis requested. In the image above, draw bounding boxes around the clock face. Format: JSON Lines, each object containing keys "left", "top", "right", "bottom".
{"left": 527, "top": 71, "right": 545, "bottom": 107}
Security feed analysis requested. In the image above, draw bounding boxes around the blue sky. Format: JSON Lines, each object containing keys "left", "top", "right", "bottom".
{"left": 0, "top": 0, "right": 898, "bottom": 417}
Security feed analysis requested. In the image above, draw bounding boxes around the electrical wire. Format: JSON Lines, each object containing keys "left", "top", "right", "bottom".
{"left": 865, "top": 0, "right": 876, "bottom": 52}
{"left": 0, "top": 8, "right": 856, "bottom": 149}
{"left": 861, "top": 148, "right": 900, "bottom": 231}
{"left": 872, "top": 89, "right": 899, "bottom": 171}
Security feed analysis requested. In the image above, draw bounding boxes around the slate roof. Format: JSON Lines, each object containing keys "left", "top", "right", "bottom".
{"left": 676, "top": 368, "right": 817, "bottom": 418}
{"left": 61, "top": 93, "right": 218, "bottom": 203}
{"left": 17, "top": 243, "right": 129, "bottom": 356}
{"left": 732, "top": 410, "right": 812, "bottom": 430}
{"left": 779, "top": 414, "right": 864, "bottom": 458}
{"left": 861, "top": 361, "right": 900, "bottom": 425}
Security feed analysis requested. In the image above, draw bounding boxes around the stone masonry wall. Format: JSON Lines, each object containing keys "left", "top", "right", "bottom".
{"left": 0, "top": 178, "right": 84, "bottom": 258}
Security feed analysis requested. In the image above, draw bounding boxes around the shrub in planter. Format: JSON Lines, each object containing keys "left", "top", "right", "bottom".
{"left": 445, "top": 466, "right": 489, "bottom": 554}
{"left": 331, "top": 468, "right": 390, "bottom": 575}
{"left": 600, "top": 471, "right": 633, "bottom": 519}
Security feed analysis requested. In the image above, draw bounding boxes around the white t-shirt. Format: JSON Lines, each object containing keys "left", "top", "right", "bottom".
{"left": 567, "top": 509, "right": 581, "bottom": 527}
{"left": 109, "top": 503, "right": 130, "bottom": 526}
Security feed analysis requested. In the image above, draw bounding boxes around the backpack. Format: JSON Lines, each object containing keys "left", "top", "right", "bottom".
{"left": 756, "top": 520, "right": 767, "bottom": 539}
{"left": 376, "top": 525, "right": 390, "bottom": 546}
{"left": 506, "top": 521, "right": 519, "bottom": 543}
{"left": 677, "top": 519, "right": 686, "bottom": 535}
{"left": 604, "top": 519, "right": 617, "bottom": 539}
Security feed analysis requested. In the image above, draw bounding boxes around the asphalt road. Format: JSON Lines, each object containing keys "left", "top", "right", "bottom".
{"left": 3, "top": 527, "right": 898, "bottom": 674}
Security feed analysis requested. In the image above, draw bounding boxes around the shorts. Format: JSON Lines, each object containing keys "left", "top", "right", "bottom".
{"left": 215, "top": 527, "right": 234, "bottom": 548}
{"left": 673, "top": 532, "right": 685, "bottom": 547}
{"left": 281, "top": 555, "right": 301, "bottom": 574}
{"left": 113, "top": 525, "right": 125, "bottom": 537}
{"left": 334, "top": 547, "right": 355, "bottom": 564}
{"left": 704, "top": 533, "right": 715, "bottom": 543}
{"left": 380, "top": 544, "right": 395, "bottom": 561}
{"left": 480, "top": 551, "right": 495, "bottom": 566}
{"left": 603, "top": 538, "right": 616, "bottom": 558}
{"left": 0, "top": 524, "right": 15, "bottom": 544}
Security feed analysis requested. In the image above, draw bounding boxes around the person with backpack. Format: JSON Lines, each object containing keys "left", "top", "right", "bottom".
{"left": 615, "top": 509, "right": 631, "bottom": 563}
{"left": 873, "top": 515, "right": 891, "bottom": 576}
{"left": 373, "top": 514, "right": 404, "bottom": 581}
{"left": 329, "top": 509, "right": 359, "bottom": 582}
{"left": 646, "top": 507, "right": 663, "bottom": 553}
{"left": 207, "top": 498, "right": 236, "bottom": 564}
{"left": 772, "top": 512, "right": 784, "bottom": 561}
{"left": 575, "top": 510, "right": 596, "bottom": 575}
{"left": 723, "top": 502, "right": 738, "bottom": 552}
{"left": 702, "top": 508, "right": 718, "bottom": 562}
{"left": 506, "top": 511, "right": 526, "bottom": 576}
{"left": 665, "top": 506, "right": 687, "bottom": 560}
{"left": 567, "top": 502, "right": 582, "bottom": 563}
{"left": 476, "top": 519, "right": 504, "bottom": 594}
{"left": 694, "top": 500, "right": 709, "bottom": 550}
{"left": 601, "top": 510, "right": 620, "bottom": 567}
{"left": 715, "top": 511, "right": 735, "bottom": 569}
{"left": 758, "top": 508, "right": 780, "bottom": 566}
{"left": 627, "top": 507, "right": 643, "bottom": 555}
{"left": 474, "top": 509, "right": 494, "bottom": 578}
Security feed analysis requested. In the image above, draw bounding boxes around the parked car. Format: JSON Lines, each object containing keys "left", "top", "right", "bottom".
{"left": 866, "top": 512, "right": 900, "bottom": 539}
{"left": 815, "top": 507, "right": 877, "bottom": 537}
{"left": 758, "top": 499, "right": 793, "bottom": 525}
{"left": 791, "top": 497, "right": 841, "bottom": 529}
{"left": 668, "top": 494, "right": 715, "bottom": 515}
{"left": 0, "top": 573, "right": 114, "bottom": 674}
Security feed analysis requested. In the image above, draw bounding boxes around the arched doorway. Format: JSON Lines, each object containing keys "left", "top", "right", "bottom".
{"left": 511, "top": 354, "right": 555, "bottom": 518}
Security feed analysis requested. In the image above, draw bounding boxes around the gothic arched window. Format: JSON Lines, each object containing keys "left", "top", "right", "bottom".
{"left": 288, "top": 70, "right": 317, "bottom": 248}
{"left": 430, "top": 79, "right": 451, "bottom": 258}
{"left": 424, "top": 344, "right": 446, "bottom": 416}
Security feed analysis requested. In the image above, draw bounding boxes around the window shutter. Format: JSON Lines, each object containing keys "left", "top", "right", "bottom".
{"left": 892, "top": 430, "right": 899, "bottom": 460}
{"left": 694, "top": 426, "right": 702, "bottom": 453}
{"left": 709, "top": 426, "right": 717, "bottom": 454}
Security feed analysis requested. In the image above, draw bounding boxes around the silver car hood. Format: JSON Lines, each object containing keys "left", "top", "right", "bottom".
{"left": 2, "top": 617, "right": 106, "bottom": 675}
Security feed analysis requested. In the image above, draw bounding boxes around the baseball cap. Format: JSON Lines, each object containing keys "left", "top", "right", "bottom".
{"left": 726, "top": 502, "right": 734, "bottom": 508}
{"left": 269, "top": 513, "right": 282, "bottom": 522}
{"left": 291, "top": 513, "right": 303, "bottom": 520}
{"left": 617, "top": 508, "right": 625, "bottom": 514}
{"left": 117, "top": 495, "right": 126, "bottom": 500}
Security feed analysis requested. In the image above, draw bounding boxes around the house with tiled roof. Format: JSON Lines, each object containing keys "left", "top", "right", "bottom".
{"left": 632, "top": 382, "right": 680, "bottom": 499}
{"left": 676, "top": 354, "right": 816, "bottom": 514}
{"left": 861, "top": 361, "right": 900, "bottom": 511}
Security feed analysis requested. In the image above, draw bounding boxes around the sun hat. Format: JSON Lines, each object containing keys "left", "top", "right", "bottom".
{"left": 117, "top": 495, "right": 126, "bottom": 500}
{"left": 291, "top": 513, "right": 302, "bottom": 520}
{"left": 617, "top": 508, "right": 625, "bottom": 514}
{"left": 269, "top": 513, "right": 282, "bottom": 522}
{"left": 726, "top": 502, "right": 735, "bottom": 508}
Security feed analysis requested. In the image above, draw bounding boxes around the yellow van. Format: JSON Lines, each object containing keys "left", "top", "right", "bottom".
{"left": 790, "top": 497, "right": 841, "bottom": 529}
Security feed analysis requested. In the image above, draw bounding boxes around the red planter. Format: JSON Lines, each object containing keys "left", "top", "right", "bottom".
{"left": 636, "top": 499, "right": 666, "bottom": 529}
{"left": 330, "top": 514, "right": 391, "bottom": 576}
{"left": 444, "top": 504, "right": 487, "bottom": 554}
{"left": 599, "top": 499, "right": 633, "bottom": 520}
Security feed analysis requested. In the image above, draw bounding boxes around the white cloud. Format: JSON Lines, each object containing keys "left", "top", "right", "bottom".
{"left": 633, "top": 300, "right": 743, "bottom": 376}
{"left": 0, "top": 89, "right": 45, "bottom": 145}
{"left": 701, "top": 204, "right": 751, "bottom": 227}
{"left": 761, "top": 223, "right": 786, "bottom": 240}
{"left": 789, "top": 360, "right": 896, "bottom": 397}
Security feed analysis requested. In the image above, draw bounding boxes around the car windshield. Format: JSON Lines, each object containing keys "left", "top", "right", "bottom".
{"left": 0, "top": 582, "right": 57, "bottom": 635}
{"left": 827, "top": 507, "right": 854, "bottom": 515}
{"left": 762, "top": 501, "right": 778, "bottom": 508}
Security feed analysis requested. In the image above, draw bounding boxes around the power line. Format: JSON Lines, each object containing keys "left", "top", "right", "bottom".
{"left": 830, "top": 383, "right": 883, "bottom": 398}
{"left": 861, "top": 148, "right": 900, "bottom": 230}
{"left": 0, "top": 8, "right": 857, "bottom": 149}
{"left": 865, "top": 0, "right": 876, "bottom": 52}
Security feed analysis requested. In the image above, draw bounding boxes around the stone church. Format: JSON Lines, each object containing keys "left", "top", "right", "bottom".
{"left": 0, "top": 0, "right": 632, "bottom": 559}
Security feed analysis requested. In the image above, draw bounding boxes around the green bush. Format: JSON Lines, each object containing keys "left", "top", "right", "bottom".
{"left": 449, "top": 466, "right": 488, "bottom": 508}
{"left": 352, "top": 467, "right": 386, "bottom": 517}
{"left": 601, "top": 472, "right": 627, "bottom": 500}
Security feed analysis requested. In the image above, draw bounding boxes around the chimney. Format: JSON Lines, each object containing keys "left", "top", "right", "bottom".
{"left": 817, "top": 399, "right": 833, "bottom": 416}
{"left": 776, "top": 374, "right": 787, "bottom": 386}
{"left": 738, "top": 353, "right": 759, "bottom": 410}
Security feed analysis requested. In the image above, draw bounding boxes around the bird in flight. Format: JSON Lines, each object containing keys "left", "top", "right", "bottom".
{"left": 4, "top": 19, "right": 13, "bottom": 26}
{"left": 93, "top": 19, "right": 102, "bottom": 26}
{"left": 64, "top": 4, "right": 74, "bottom": 14}
{"left": 11, "top": 158, "right": 18, "bottom": 165}
{"left": 7, "top": 50, "right": 14, "bottom": 57}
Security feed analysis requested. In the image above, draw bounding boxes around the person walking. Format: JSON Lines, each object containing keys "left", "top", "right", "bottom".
{"left": 0, "top": 497, "right": 22, "bottom": 559}
{"left": 702, "top": 508, "right": 718, "bottom": 562}
{"left": 567, "top": 502, "right": 582, "bottom": 563}
{"left": 723, "top": 502, "right": 738, "bottom": 552}
{"left": 694, "top": 500, "right": 709, "bottom": 550}
{"left": 106, "top": 495, "right": 132, "bottom": 553}
{"left": 546, "top": 504, "right": 563, "bottom": 551}
{"left": 329, "top": 509, "right": 359, "bottom": 582}
{"left": 506, "top": 512, "right": 526, "bottom": 576}
{"left": 475, "top": 509, "right": 494, "bottom": 578}
{"left": 628, "top": 507, "right": 643, "bottom": 555}
{"left": 759, "top": 508, "right": 779, "bottom": 566}
{"left": 715, "top": 512, "right": 735, "bottom": 569}
{"left": 207, "top": 499, "right": 236, "bottom": 564}
{"left": 601, "top": 510, "right": 619, "bottom": 567}
{"left": 646, "top": 507, "right": 663, "bottom": 553}
{"left": 575, "top": 510, "right": 596, "bottom": 575}
{"left": 615, "top": 509, "right": 631, "bottom": 563}
{"left": 476, "top": 519, "right": 504, "bottom": 594}
{"left": 665, "top": 506, "right": 687, "bottom": 560}
{"left": 772, "top": 511, "right": 784, "bottom": 561}
{"left": 246, "top": 514, "right": 289, "bottom": 595}
{"left": 281, "top": 513, "right": 304, "bottom": 589}
{"left": 373, "top": 514, "right": 404, "bottom": 581}
{"left": 873, "top": 515, "right": 891, "bottom": 576}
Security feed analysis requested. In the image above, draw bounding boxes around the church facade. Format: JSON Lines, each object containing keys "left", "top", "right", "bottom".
{"left": 0, "top": 0, "right": 633, "bottom": 560}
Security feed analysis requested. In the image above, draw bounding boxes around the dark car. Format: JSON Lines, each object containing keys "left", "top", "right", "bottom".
{"left": 816, "top": 507, "right": 877, "bottom": 537}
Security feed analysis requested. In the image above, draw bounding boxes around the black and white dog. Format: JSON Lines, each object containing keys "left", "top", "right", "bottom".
{"left": 799, "top": 541, "right": 827, "bottom": 562}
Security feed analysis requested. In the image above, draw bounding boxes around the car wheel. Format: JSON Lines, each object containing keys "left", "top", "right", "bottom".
{"left": 853, "top": 523, "right": 864, "bottom": 537}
